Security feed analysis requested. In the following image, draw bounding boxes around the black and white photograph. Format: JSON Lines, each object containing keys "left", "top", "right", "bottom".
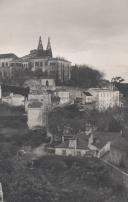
{"left": 0, "top": 0, "right": 128, "bottom": 201}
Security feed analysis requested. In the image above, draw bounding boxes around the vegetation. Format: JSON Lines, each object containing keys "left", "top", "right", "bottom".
{"left": 70, "top": 65, "right": 104, "bottom": 88}
{"left": 111, "top": 76, "right": 125, "bottom": 85}
{"left": 1, "top": 156, "right": 128, "bottom": 202}
{"left": 0, "top": 104, "right": 127, "bottom": 201}
{"left": 51, "top": 96, "right": 60, "bottom": 105}
{"left": 48, "top": 105, "right": 123, "bottom": 138}
{"left": 0, "top": 63, "right": 106, "bottom": 88}
{"left": 0, "top": 103, "right": 47, "bottom": 159}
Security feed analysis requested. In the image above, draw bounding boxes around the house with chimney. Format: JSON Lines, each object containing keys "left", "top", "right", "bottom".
{"left": 54, "top": 133, "right": 98, "bottom": 157}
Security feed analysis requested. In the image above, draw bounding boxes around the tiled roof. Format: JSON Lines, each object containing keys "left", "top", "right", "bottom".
{"left": 89, "top": 88, "right": 119, "bottom": 92}
{"left": 11, "top": 58, "right": 23, "bottom": 63}
{"left": 49, "top": 57, "right": 71, "bottom": 63}
{"left": 0, "top": 53, "right": 18, "bottom": 59}
{"left": 12, "top": 94, "right": 24, "bottom": 98}
{"left": 21, "top": 54, "right": 31, "bottom": 60}
{"left": 83, "top": 92, "right": 92, "bottom": 96}
{"left": 55, "top": 134, "right": 89, "bottom": 150}
{"left": 28, "top": 101, "right": 43, "bottom": 108}
{"left": 22, "top": 49, "right": 52, "bottom": 60}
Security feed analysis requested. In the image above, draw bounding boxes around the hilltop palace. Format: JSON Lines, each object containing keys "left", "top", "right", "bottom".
{"left": 0, "top": 36, "right": 71, "bottom": 83}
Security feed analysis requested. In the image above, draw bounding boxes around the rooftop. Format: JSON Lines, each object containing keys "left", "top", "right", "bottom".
{"left": 89, "top": 88, "right": 119, "bottom": 92}
{"left": 12, "top": 94, "right": 25, "bottom": 98}
{"left": 55, "top": 133, "right": 89, "bottom": 150}
{"left": 11, "top": 58, "right": 24, "bottom": 63}
{"left": 28, "top": 101, "right": 43, "bottom": 108}
{"left": 0, "top": 53, "right": 18, "bottom": 59}
{"left": 83, "top": 92, "right": 92, "bottom": 96}
{"left": 3, "top": 94, "right": 25, "bottom": 99}
{"left": 49, "top": 57, "right": 71, "bottom": 63}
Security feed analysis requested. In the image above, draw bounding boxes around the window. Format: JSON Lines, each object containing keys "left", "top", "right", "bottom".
{"left": 46, "top": 80, "right": 49, "bottom": 87}
{"left": 50, "top": 62, "right": 56, "bottom": 66}
{"left": 62, "top": 150, "right": 66, "bottom": 155}
{"left": 40, "top": 62, "right": 43, "bottom": 67}
{"left": 35, "top": 62, "right": 39, "bottom": 66}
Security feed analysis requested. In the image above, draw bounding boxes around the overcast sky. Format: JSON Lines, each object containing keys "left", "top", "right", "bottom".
{"left": 0, "top": 0, "right": 128, "bottom": 81}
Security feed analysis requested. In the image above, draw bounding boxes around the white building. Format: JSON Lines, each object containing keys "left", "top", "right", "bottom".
{"left": 24, "top": 78, "right": 56, "bottom": 93}
{"left": 22, "top": 37, "right": 71, "bottom": 83}
{"left": 81, "top": 91, "right": 93, "bottom": 104}
{"left": 0, "top": 37, "right": 72, "bottom": 83}
{"left": 2, "top": 93, "right": 25, "bottom": 107}
{"left": 25, "top": 92, "right": 51, "bottom": 111}
{"left": 54, "top": 134, "right": 97, "bottom": 157}
{"left": 88, "top": 88, "right": 120, "bottom": 111}
{"left": 40, "top": 79, "right": 55, "bottom": 88}
{"left": 27, "top": 101, "right": 46, "bottom": 129}
{"left": 54, "top": 91, "right": 70, "bottom": 104}
{"left": 0, "top": 53, "right": 18, "bottom": 78}
{"left": 48, "top": 58, "right": 71, "bottom": 82}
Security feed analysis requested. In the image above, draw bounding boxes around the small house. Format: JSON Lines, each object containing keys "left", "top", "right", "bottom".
{"left": 54, "top": 91, "right": 70, "bottom": 104}
{"left": 2, "top": 93, "right": 25, "bottom": 107}
{"left": 82, "top": 91, "right": 93, "bottom": 104}
{"left": 54, "top": 134, "right": 97, "bottom": 157}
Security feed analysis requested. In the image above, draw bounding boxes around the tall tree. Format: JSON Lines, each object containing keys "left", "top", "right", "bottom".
{"left": 70, "top": 65, "right": 104, "bottom": 88}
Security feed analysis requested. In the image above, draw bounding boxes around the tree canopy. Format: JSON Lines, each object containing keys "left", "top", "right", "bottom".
{"left": 70, "top": 65, "right": 104, "bottom": 88}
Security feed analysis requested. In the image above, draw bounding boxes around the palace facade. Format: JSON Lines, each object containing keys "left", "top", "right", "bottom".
{"left": 0, "top": 36, "right": 71, "bottom": 83}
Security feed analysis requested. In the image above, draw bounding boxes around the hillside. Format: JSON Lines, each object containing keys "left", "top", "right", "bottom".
{"left": 1, "top": 156, "right": 128, "bottom": 202}
{"left": 0, "top": 104, "right": 128, "bottom": 201}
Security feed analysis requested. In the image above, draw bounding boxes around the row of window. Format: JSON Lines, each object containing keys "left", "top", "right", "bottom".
{"left": 61, "top": 149, "right": 94, "bottom": 157}
{"left": 1, "top": 62, "right": 9, "bottom": 67}
{"left": 62, "top": 149, "right": 81, "bottom": 156}
{"left": 99, "top": 93, "right": 119, "bottom": 97}
{"left": 23, "top": 63, "right": 29, "bottom": 68}
{"left": 35, "top": 61, "right": 48, "bottom": 67}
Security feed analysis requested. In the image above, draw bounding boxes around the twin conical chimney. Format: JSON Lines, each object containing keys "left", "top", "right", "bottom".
{"left": 37, "top": 36, "right": 52, "bottom": 57}
{"left": 37, "top": 36, "right": 43, "bottom": 50}
{"left": 46, "top": 37, "right": 51, "bottom": 50}
{"left": 46, "top": 37, "right": 52, "bottom": 57}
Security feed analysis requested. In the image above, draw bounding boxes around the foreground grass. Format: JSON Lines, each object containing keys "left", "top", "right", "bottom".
{"left": 0, "top": 104, "right": 48, "bottom": 159}
{"left": 0, "top": 156, "right": 127, "bottom": 202}
{"left": 0, "top": 103, "right": 127, "bottom": 201}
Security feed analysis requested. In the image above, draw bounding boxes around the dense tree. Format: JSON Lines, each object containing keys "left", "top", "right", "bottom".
{"left": 0, "top": 156, "right": 127, "bottom": 202}
{"left": 111, "top": 76, "right": 125, "bottom": 84}
{"left": 0, "top": 104, "right": 127, "bottom": 201}
{"left": 48, "top": 105, "right": 124, "bottom": 137}
{"left": 51, "top": 96, "right": 60, "bottom": 105}
{"left": 70, "top": 65, "right": 104, "bottom": 88}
